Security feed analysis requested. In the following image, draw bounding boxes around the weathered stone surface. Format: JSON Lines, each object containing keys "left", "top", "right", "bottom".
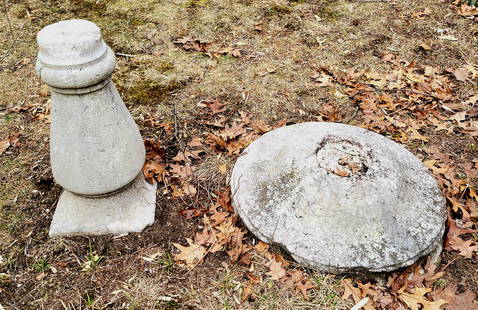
{"left": 49, "top": 174, "right": 156, "bottom": 237}
{"left": 231, "top": 122, "right": 446, "bottom": 274}
{"left": 37, "top": 19, "right": 145, "bottom": 196}
{"left": 36, "top": 19, "right": 157, "bottom": 237}
{"left": 49, "top": 82, "right": 146, "bottom": 196}
{"left": 36, "top": 19, "right": 116, "bottom": 89}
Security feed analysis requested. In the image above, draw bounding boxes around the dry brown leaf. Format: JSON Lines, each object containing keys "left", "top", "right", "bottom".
{"left": 173, "top": 238, "right": 207, "bottom": 268}
{"left": 194, "top": 227, "right": 215, "bottom": 246}
{"left": 453, "top": 68, "right": 471, "bottom": 83}
{"left": 202, "top": 98, "right": 226, "bottom": 114}
{"left": 169, "top": 164, "right": 194, "bottom": 179}
{"left": 266, "top": 257, "right": 287, "bottom": 280}
{"left": 254, "top": 241, "right": 270, "bottom": 252}
{"left": 173, "top": 37, "right": 210, "bottom": 52}
{"left": 296, "top": 278, "right": 317, "bottom": 301}
{"left": 448, "top": 238, "right": 478, "bottom": 259}
{"left": 143, "top": 161, "right": 167, "bottom": 184}
{"left": 0, "top": 139, "right": 11, "bottom": 155}
{"left": 251, "top": 119, "right": 271, "bottom": 134}
{"left": 419, "top": 43, "right": 433, "bottom": 51}
{"left": 398, "top": 287, "right": 448, "bottom": 310}
{"left": 458, "top": 4, "right": 478, "bottom": 16}
{"left": 171, "top": 183, "right": 197, "bottom": 197}
{"left": 444, "top": 289, "right": 478, "bottom": 310}
{"left": 179, "top": 207, "right": 203, "bottom": 219}
{"left": 172, "top": 149, "right": 204, "bottom": 162}
{"left": 342, "top": 278, "right": 363, "bottom": 304}
{"left": 187, "top": 138, "right": 203, "bottom": 148}
{"left": 411, "top": 8, "right": 431, "bottom": 19}
{"left": 241, "top": 284, "right": 253, "bottom": 302}
{"left": 430, "top": 282, "right": 478, "bottom": 310}
{"left": 206, "top": 133, "right": 227, "bottom": 150}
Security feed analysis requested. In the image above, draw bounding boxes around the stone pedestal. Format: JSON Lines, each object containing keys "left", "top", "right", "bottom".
{"left": 36, "top": 19, "right": 156, "bottom": 237}
{"left": 231, "top": 122, "right": 446, "bottom": 274}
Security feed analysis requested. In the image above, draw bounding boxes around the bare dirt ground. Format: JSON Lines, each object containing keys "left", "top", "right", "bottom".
{"left": 1, "top": 0, "right": 477, "bottom": 309}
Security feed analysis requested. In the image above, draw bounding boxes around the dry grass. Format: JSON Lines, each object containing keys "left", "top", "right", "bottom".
{"left": 1, "top": 0, "right": 477, "bottom": 309}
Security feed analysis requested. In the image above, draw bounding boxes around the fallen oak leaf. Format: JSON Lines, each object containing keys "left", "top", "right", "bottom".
{"left": 0, "top": 139, "right": 10, "bottom": 155}
{"left": 241, "top": 283, "right": 254, "bottom": 302}
{"left": 241, "top": 273, "right": 261, "bottom": 302}
{"left": 210, "top": 210, "right": 229, "bottom": 227}
{"left": 172, "top": 149, "right": 204, "bottom": 162}
{"left": 205, "top": 133, "right": 227, "bottom": 150}
{"left": 419, "top": 42, "right": 433, "bottom": 51}
{"left": 448, "top": 238, "right": 478, "bottom": 259}
{"left": 411, "top": 8, "right": 431, "bottom": 19}
{"left": 453, "top": 68, "right": 471, "bottom": 83}
{"left": 342, "top": 278, "right": 363, "bottom": 304}
{"left": 250, "top": 119, "right": 271, "bottom": 134}
{"left": 226, "top": 226, "right": 247, "bottom": 263}
{"left": 397, "top": 286, "right": 448, "bottom": 310}
{"left": 179, "top": 207, "right": 203, "bottom": 219}
{"left": 266, "top": 256, "right": 287, "bottom": 280}
{"left": 194, "top": 227, "right": 215, "bottom": 246}
{"left": 443, "top": 289, "right": 478, "bottom": 310}
{"left": 458, "top": 4, "right": 478, "bottom": 17}
{"left": 296, "top": 278, "right": 317, "bottom": 301}
{"left": 187, "top": 137, "right": 204, "bottom": 148}
{"left": 445, "top": 213, "right": 476, "bottom": 247}
{"left": 254, "top": 241, "right": 270, "bottom": 252}
{"left": 169, "top": 164, "right": 195, "bottom": 179}
{"left": 0, "top": 133, "right": 21, "bottom": 155}
{"left": 281, "top": 269, "right": 305, "bottom": 290}
{"left": 267, "top": 259, "right": 287, "bottom": 280}
{"left": 430, "top": 282, "right": 478, "bottom": 310}
{"left": 215, "top": 188, "right": 233, "bottom": 212}
{"left": 199, "top": 98, "right": 226, "bottom": 114}
{"left": 142, "top": 161, "right": 166, "bottom": 184}
{"left": 173, "top": 238, "right": 207, "bottom": 268}
{"left": 221, "top": 122, "right": 246, "bottom": 140}
{"left": 173, "top": 37, "right": 210, "bottom": 52}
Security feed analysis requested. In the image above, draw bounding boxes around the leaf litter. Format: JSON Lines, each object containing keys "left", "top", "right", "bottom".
{"left": 2, "top": 1, "right": 477, "bottom": 308}
{"left": 136, "top": 36, "right": 478, "bottom": 306}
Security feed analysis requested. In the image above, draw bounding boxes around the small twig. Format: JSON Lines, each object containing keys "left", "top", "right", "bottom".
{"left": 173, "top": 102, "right": 183, "bottom": 148}
{"left": 0, "top": 0, "right": 20, "bottom": 63}
{"left": 0, "top": 23, "right": 26, "bottom": 64}
{"left": 388, "top": 102, "right": 414, "bottom": 115}
{"left": 352, "top": 88, "right": 443, "bottom": 102}
{"left": 2, "top": 0, "right": 14, "bottom": 38}
{"left": 345, "top": 105, "right": 360, "bottom": 123}
{"left": 115, "top": 52, "right": 137, "bottom": 58}
{"left": 439, "top": 256, "right": 460, "bottom": 272}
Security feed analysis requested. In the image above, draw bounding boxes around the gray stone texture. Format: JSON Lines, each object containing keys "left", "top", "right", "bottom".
{"left": 231, "top": 122, "right": 446, "bottom": 274}
{"left": 37, "top": 19, "right": 145, "bottom": 196}
{"left": 49, "top": 82, "right": 145, "bottom": 195}
{"left": 37, "top": 19, "right": 156, "bottom": 236}
{"left": 49, "top": 174, "right": 156, "bottom": 237}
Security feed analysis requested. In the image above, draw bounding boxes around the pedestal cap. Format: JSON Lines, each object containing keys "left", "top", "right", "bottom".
{"left": 36, "top": 19, "right": 115, "bottom": 90}
{"left": 231, "top": 122, "right": 446, "bottom": 274}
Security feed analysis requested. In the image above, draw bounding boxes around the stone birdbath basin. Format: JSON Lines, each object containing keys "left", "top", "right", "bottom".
{"left": 231, "top": 122, "right": 446, "bottom": 274}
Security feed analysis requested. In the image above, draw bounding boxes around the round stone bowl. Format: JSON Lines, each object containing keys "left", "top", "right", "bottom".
{"left": 231, "top": 122, "right": 446, "bottom": 274}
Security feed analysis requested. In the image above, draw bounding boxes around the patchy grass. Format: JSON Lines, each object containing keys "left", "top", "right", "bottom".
{"left": 1, "top": 0, "right": 477, "bottom": 309}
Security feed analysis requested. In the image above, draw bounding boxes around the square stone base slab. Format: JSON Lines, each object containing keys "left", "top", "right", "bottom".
{"left": 49, "top": 174, "right": 157, "bottom": 237}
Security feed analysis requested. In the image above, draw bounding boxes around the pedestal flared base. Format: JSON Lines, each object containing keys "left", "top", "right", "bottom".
{"left": 49, "top": 174, "right": 157, "bottom": 237}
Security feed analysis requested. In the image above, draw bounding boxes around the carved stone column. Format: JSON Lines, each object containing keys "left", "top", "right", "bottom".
{"left": 36, "top": 19, "right": 156, "bottom": 236}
